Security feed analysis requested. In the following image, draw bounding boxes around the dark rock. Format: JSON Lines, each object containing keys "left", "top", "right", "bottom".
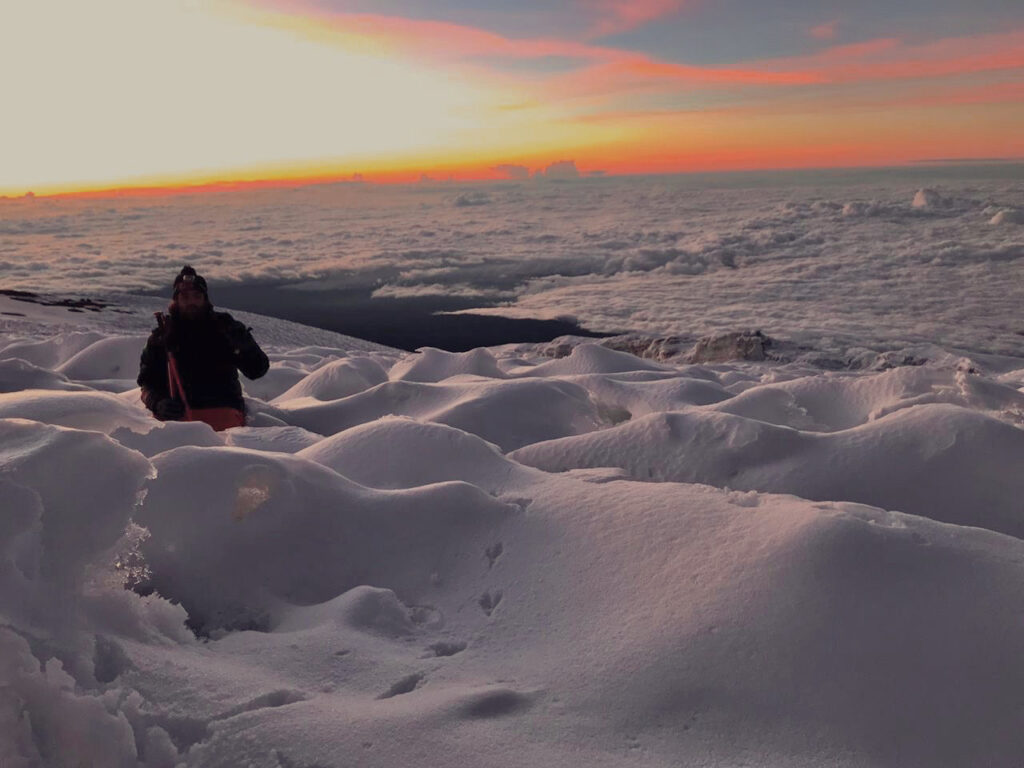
{"left": 601, "top": 334, "right": 691, "bottom": 362}
{"left": 688, "top": 330, "right": 773, "bottom": 363}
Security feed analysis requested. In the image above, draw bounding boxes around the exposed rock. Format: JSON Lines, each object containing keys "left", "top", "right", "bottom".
{"left": 872, "top": 351, "right": 928, "bottom": 371}
{"left": 600, "top": 334, "right": 691, "bottom": 362}
{"left": 542, "top": 340, "right": 577, "bottom": 358}
{"left": 687, "top": 330, "right": 773, "bottom": 363}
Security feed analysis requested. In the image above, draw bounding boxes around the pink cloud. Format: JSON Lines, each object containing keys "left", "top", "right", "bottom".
{"left": 577, "top": 0, "right": 688, "bottom": 39}
{"left": 252, "top": 3, "right": 1024, "bottom": 100}
{"left": 271, "top": 4, "right": 820, "bottom": 90}
{"left": 756, "top": 30, "right": 1024, "bottom": 83}
{"left": 533, "top": 53, "right": 821, "bottom": 104}
{"left": 567, "top": 75, "right": 1024, "bottom": 126}
{"left": 902, "top": 79, "right": 1024, "bottom": 108}
{"left": 809, "top": 20, "right": 839, "bottom": 41}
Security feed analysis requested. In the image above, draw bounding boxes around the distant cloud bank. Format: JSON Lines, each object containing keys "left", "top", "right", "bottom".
{"left": 535, "top": 160, "right": 580, "bottom": 179}
{"left": 491, "top": 164, "right": 531, "bottom": 180}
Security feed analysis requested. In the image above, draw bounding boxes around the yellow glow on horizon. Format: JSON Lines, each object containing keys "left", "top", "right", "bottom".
{"left": 1, "top": 0, "right": 588, "bottom": 195}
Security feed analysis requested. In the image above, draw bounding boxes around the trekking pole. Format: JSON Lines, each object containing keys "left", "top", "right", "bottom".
{"left": 155, "top": 312, "right": 193, "bottom": 421}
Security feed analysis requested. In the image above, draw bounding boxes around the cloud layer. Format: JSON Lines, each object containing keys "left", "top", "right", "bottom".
{"left": 2, "top": 168, "right": 1022, "bottom": 360}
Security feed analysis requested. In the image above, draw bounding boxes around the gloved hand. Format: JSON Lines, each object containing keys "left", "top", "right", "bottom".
{"left": 219, "top": 320, "right": 250, "bottom": 352}
{"left": 154, "top": 397, "right": 185, "bottom": 421}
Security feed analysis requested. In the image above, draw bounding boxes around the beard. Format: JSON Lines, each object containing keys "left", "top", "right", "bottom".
{"left": 172, "top": 300, "right": 211, "bottom": 322}
{"left": 178, "top": 304, "right": 207, "bottom": 320}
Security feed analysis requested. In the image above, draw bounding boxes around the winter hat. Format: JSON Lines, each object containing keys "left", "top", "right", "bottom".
{"left": 173, "top": 265, "right": 208, "bottom": 298}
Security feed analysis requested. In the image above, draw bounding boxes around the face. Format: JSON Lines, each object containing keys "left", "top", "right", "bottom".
{"left": 175, "top": 287, "right": 207, "bottom": 318}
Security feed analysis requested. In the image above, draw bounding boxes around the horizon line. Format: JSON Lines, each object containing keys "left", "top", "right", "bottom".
{"left": 4, "top": 158, "right": 1024, "bottom": 202}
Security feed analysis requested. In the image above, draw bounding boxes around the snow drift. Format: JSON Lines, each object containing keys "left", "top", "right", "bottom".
{"left": 2, "top": 298, "right": 1024, "bottom": 767}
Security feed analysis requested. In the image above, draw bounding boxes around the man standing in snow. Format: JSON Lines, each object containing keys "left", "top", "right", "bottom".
{"left": 138, "top": 265, "right": 269, "bottom": 431}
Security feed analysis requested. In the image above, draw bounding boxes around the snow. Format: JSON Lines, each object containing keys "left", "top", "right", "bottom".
{"left": 0, "top": 390, "right": 158, "bottom": 434}
{"left": 271, "top": 354, "right": 389, "bottom": 401}
{"left": 275, "top": 377, "right": 606, "bottom": 450}
{"left": 388, "top": 346, "right": 507, "bottom": 382}
{"left": 0, "top": 358, "right": 90, "bottom": 393}
{"left": 511, "top": 403, "right": 1024, "bottom": 537}
{"left": 296, "top": 416, "right": 537, "bottom": 491}
{"left": 55, "top": 335, "right": 151, "bottom": 382}
{"left": 3, "top": 172, "right": 1024, "bottom": 766}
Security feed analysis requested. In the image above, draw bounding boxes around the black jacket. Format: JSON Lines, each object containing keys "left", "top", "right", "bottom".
{"left": 138, "top": 310, "right": 269, "bottom": 414}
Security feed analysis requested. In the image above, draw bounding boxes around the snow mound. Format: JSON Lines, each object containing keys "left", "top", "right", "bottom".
{"left": 565, "top": 372, "right": 732, "bottom": 419}
{"left": 239, "top": 362, "right": 309, "bottom": 401}
{"left": 110, "top": 421, "right": 224, "bottom": 457}
{"left": 511, "top": 404, "right": 1024, "bottom": 538}
{"left": 297, "top": 416, "right": 535, "bottom": 491}
{"left": 224, "top": 425, "right": 324, "bottom": 454}
{"left": 274, "top": 585, "right": 416, "bottom": 635}
{"left": 0, "top": 331, "right": 107, "bottom": 369}
{"left": 579, "top": 493, "right": 1024, "bottom": 768}
{"left": 0, "top": 629, "right": 142, "bottom": 768}
{"left": 389, "top": 346, "right": 506, "bottom": 382}
{"left": 278, "top": 377, "right": 604, "bottom": 450}
{"left": 0, "top": 358, "right": 90, "bottom": 393}
{"left": 0, "top": 418, "right": 153, "bottom": 601}
{"left": 136, "top": 447, "right": 517, "bottom": 631}
{"left": 273, "top": 355, "right": 388, "bottom": 402}
{"left": 0, "top": 389, "right": 156, "bottom": 434}
{"left": 55, "top": 335, "right": 147, "bottom": 381}
{"left": 518, "top": 343, "right": 675, "bottom": 377}
{"left": 707, "top": 365, "right": 1023, "bottom": 431}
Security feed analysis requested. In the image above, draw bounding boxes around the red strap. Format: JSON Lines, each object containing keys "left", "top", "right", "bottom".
{"left": 166, "top": 359, "right": 178, "bottom": 400}
{"left": 166, "top": 353, "right": 193, "bottom": 421}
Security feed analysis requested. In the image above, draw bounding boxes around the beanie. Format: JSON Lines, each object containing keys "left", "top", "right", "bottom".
{"left": 172, "top": 265, "right": 208, "bottom": 298}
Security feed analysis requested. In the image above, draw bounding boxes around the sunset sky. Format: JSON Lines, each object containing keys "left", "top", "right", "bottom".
{"left": 3, "top": 0, "right": 1022, "bottom": 195}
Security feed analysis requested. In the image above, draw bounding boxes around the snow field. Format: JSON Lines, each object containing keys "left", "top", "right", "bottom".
{"left": 1, "top": 315, "right": 1024, "bottom": 766}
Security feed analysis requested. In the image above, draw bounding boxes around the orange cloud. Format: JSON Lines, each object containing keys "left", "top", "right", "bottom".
{"left": 901, "top": 79, "right": 1024, "bottom": 108}
{"left": 566, "top": 101, "right": 1024, "bottom": 175}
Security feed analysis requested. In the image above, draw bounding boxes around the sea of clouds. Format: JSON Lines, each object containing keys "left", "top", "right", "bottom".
{"left": 2, "top": 167, "right": 1021, "bottom": 359}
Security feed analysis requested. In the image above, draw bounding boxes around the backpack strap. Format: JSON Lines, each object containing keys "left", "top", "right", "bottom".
{"left": 155, "top": 312, "right": 193, "bottom": 420}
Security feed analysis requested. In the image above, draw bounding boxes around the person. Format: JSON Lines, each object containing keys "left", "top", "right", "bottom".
{"left": 138, "top": 265, "right": 269, "bottom": 431}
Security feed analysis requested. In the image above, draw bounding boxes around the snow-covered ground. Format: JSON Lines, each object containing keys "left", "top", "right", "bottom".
{"left": 2, "top": 283, "right": 1024, "bottom": 767}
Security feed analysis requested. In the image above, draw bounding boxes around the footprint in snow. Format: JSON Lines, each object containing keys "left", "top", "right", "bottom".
{"left": 424, "top": 640, "right": 467, "bottom": 658}
{"left": 479, "top": 590, "right": 503, "bottom": 616}
{"left": 377, "top": 672, "right": 424, "bottom": 699}
{"left": 485, "top": 542, "right": 503, "bottom": 569}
